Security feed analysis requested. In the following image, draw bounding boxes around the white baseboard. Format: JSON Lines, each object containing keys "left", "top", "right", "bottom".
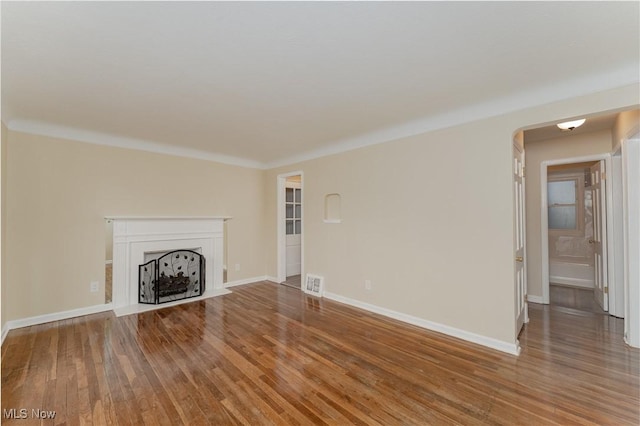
{"left": 265, "top": 276, "right": 279, "bottom": 283}
{"left": 224, "top": 275, "right": 271, "bottom": 288}
{"left": 527, "top": 295, "right": 546, "bottom": 304}
{"left": 549, "top": 276, "right": 594, "bottom": 289}
{"left": 1, "top": 276, "right": 271, "bottom": 342}
{"left": 1, "top": 303, "right": 114, "bottom": 346}
{"left": 1, "top": 323, "right": 10, "bottom": 346}
{"left": 323, "top": 292, "right": 521, "bottom": 356}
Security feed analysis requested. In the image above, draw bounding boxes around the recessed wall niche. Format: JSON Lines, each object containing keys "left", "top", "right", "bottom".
{"left": 324, "top": 193, "right": 341, "bottom": 223}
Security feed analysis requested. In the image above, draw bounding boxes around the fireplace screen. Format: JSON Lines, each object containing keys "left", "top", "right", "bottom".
{"left": 139, "top": 250, "right": 205, "bottom": 305}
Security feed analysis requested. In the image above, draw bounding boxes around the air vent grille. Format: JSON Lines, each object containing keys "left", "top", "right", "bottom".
{"left": 304, "top": 274, "right": 324, "bottom": 297}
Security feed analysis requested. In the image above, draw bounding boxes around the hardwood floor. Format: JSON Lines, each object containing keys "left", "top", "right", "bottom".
{"left": 2, "top": 281, "right": 638, "bottom": 425}
{"left": 281, "top": 274, "right": 301, "bottom": 289}
{"left": 105, "top": 263, "right": 112, "bottom": 304}
{"left": 550, "top": 283, "right": 608, "bottom": 315}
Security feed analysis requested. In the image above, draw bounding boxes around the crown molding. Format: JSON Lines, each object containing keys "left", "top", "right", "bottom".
{"left": 265, "top": 67, "right": 640, "bottom": 168}
{"left": 6, "top": 119, "right": 264, "bottom": 169}
{"left": 6, "top": 65, "right": 638, "bottom": 171}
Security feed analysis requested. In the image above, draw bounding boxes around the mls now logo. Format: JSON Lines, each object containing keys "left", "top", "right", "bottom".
{"left": 3, "top": 409, "right": 28, "bottom": 419}
{"left": 31, "top": 409, "right": 57, "bottom": 419}
{"left": 3, "top": 408, "right": 56, "bottom": 419}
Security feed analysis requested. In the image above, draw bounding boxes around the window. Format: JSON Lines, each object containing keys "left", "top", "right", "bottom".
{"left": 285, "top": 187, "right": 301, "bottom": 235}
{"left": 547, "top": 178, "right": 580, "bottom": 231}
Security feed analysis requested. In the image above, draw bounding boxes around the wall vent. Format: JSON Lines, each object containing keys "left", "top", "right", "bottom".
{"left": 304, "top": 274, "right": 324, "bottom": 297}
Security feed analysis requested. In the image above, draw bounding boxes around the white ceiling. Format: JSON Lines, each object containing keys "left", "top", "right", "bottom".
{"left": 2, "top": 2, "right": 639, "bottom": 168}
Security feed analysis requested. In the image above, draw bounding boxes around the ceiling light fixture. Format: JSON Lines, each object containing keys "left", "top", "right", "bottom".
{"left": 557, "top": 119, "right": 586, "bottom": 131}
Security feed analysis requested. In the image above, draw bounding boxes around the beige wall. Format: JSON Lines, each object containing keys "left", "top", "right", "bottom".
{"left": 3, "top": 83, "right": 637, "bottom": 349}
{"left": 265, "top": 84, "right": 638, "bottom": 346}
{"left": 4, "top": 131, "right": 267, "bottom": 321}
{"left": 1, "top": 122, "right": 8, "bottom": 331}
{"left": 613, "top": 109, "right": 640, "bottom": 150}
{"left": 268, "top": 120, "right": 516, "bottom": 343}
{"left": 524, "top": 129, "right": 613, "bottom": 298}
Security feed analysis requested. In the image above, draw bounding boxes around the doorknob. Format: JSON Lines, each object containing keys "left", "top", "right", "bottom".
{"left": 515, "top": 256, "right": 523, "bottom": 262}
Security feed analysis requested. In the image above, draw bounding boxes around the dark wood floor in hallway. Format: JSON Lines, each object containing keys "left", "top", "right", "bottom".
{"left": 2, "top": 282, "right": 639, "bottom": 425}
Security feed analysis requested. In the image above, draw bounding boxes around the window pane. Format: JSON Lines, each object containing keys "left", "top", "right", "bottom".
{"left": 295, "top": 220, "right": 301, "bottom": 234}
{"left": 286, "top": 220, "right": 294, "bottom": 235}
{"left": 548, "top": 180, "right": 576, "bottom": 205}
{"left": 549, "top": 206, "right": 577, "bottom": 229}
{"left": 295, "top": 204, "right": 301, "bottom": 219}
{"left": 286, "top": 188, "right": 294, "bottom": 202}
{"left": 295, "top": 188, "right": 301, "bottom": 203}
{"left": 286, "top": 204, "right": 294, "bottom": 219}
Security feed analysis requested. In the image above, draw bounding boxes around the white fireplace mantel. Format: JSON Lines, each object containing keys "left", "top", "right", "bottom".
{"left": 108, "top": 216, "right": 231, "bottom": 316}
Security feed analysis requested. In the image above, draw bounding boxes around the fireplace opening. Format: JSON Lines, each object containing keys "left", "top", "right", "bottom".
{"left": 138, "top": 249, "right": 205, "bottom": 305}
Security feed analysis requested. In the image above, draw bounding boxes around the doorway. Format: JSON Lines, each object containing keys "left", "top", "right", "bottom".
{"left": 540, "top": 154, "right": 619, "bottom": 314}
{"left": 545, "top": 160, "right": 610, "bottom": 314}
{"left": 518, "top": 112, "right": 639, "bottom": 349}
{"left": 277, "top": 171, "right": 303, "bottom": 288}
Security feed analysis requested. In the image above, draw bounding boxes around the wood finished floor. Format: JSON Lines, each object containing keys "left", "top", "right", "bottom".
{"left": 2, "top": 282, "right": 638, "bottom": 425}
{"left": 549, "top": 283, "right": 608, "bottom": 315}
{"left": 282, "top": 275, "right": 302, "bottom": 289}
{"left": 105, "top": 264, "right": 112, "bottom": 304}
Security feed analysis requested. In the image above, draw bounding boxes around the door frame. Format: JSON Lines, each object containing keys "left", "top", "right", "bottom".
{"left": 513, "top": 141, "right": 528, "bottom": 337}
{"left": 539, "top": 153, "right": 615, "bottom": 306}
{"left": 610, "top": 148, "right": 625, "bottom": 317}
{"left": 619, "top": 129, "right": 640, "bottom": 347}
{"left": 277, "top": 171, "right": 304, "bottom": 285}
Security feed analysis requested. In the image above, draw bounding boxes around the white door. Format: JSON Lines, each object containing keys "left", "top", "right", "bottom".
{"left": 591, "top": 161, "right": 609, "bottom": 311}
{"left": 285, "top": 183, "right": 302, "bottom": 277}
{"left": 514, "top": 142, "right": 528, "bottom": 334}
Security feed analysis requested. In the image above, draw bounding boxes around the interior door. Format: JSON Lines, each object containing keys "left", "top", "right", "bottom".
{"left": 514, "top": 142, "right": 528, "bottom": 334}
{"left": 285, "top": 183, "right": 302, "bottom": 277}
{"left": 591, "top": 161, "right": 609, "bottom": 311}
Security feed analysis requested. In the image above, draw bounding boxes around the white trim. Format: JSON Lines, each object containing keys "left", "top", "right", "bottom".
{"left": 540, "top": 153, "right": 612, "bottom": 305}
{"left": 265, "top": 79, "right": 640, "bottom": 169}
{"left": 265, "top": 276, "right": 279, "bottom": 283}
{"left": 549, "top": 276, "right": 594, "bottom": 288}
{"left": 527, "top": 295, "right": 545, "bottom": 304}
{"left": 113, "top": 288, "right": 230, "bottom": 317}
{"left": 1, "top": 323, "right": 10, "bottom": 346}
{"left": 9, "top": 81, "right": 638, "bottom": 172}
{"left": 7, "top": 120, "right": 263, "bottom": 170}
{"left": 105, "top": 260, "right": 113, "bottom": 265}
{"left": 612, "top": 123, "right": 640, "bottom": 153}
{"left": 611, "top": 149, "right": 625, "bottom": 317}
{"left": 110, "top": 217, "right": 225, "bottom": 311}
{"left": 604, "top": 157, "right": 617, "bottom": 313}
{"left": 277, "top": 171, "right": 304, "bottom": 284}
{"left": 323, "top": 292, "right": 521, "bottom": 356}
{"left": 2, "top": 303, "right": 114, "bottom": 345}
{"left": 224, "top": 276, "right": 270, "bottom": 288}
{"left": 105, "top": 215, "right": 232, "bottom": 221}
{"left": 323, "top": 219, "right": 342, "bottom": 224}
{"left": 622, "top": 136, "right": 640, "bottom": 347}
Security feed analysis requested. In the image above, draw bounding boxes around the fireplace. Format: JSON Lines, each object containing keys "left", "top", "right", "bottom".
{"left": 109, "top": 216, "right": 230, "bottom": 316}
{"left": 139, "top": 249, "right": 205, "bottom": 304}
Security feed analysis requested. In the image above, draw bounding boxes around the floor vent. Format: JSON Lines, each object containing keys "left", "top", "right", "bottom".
{"left": 304, "top": 274, "right": 324, "bottom": 297}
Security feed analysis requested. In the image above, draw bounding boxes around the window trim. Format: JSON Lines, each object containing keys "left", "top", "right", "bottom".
{"left": 547, "top": 172, "right": 585, "bottom": 236}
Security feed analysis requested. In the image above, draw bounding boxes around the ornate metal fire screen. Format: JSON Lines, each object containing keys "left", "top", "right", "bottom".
{"left": 139, "top": 250, "right": 205, "bottom": 305}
